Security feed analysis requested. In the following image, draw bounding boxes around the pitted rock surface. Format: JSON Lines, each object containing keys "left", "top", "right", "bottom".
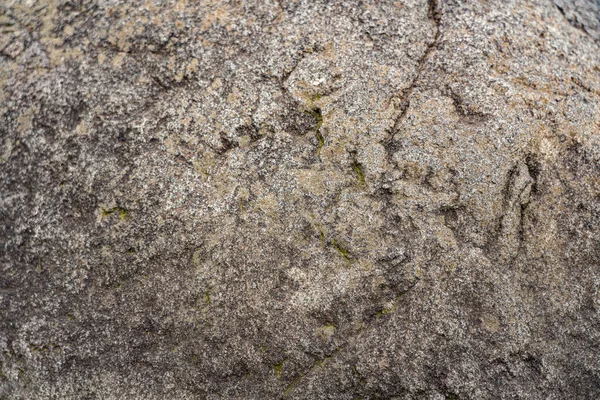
{"left": 1, "top": 1, "right": 600, "bottom": 399}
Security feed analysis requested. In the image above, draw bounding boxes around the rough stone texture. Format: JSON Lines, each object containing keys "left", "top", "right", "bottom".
{"left": 1, "top": 0, "right": 600, "bottom": 399}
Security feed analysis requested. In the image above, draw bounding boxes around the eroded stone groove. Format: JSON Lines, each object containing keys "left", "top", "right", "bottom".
{"left": 390, "top": 0, "right": 443, "bottom": 140}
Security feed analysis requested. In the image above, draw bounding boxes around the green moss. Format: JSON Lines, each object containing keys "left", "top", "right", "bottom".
{"left": 205, "top": 290, "right": 212, "bottom": 304}
{"left": 319, "top": 323, "right": 337, "bottom": 339}
{"left": 273, "top": 359, "right": 285, "bottom": 378}
{"left": 306, "top": 107, "right": 324, "bottom": 154}
{"left": 260, "top": 344, "right": 267, "bottom": 353}
{"left": 280, "top": 351, "right": 343, "bottom": 392}
{"left": 376, "top": 307, "right": 391, "bottom": 317}
{"left": 376, "top": 299, "right": 399, "bottom": 318}
{"left": 284, "top": 374, "right": 303, "bottom": 396}
{"left": 309, "top": 348, "right": 343, "bottom": 378}
{"left": 192, "top": 248, "right": 204, "bottom": 266}
{"left": 353, "top": 159, "right": 365, "bottom": 185}
{"left": 101, "top": 207, "right": 116, "bottom": 216}
{"left": 376, "top": 289, "right": 413, "bottom": 318}
{"left": 313, "top": 108, "right": 324, "bottom": 130}
{"left": 101, "top": 206, "right": 128, "bottom": 220}
{"left": 333, "top": 240, "right": 351, "bottom": 265}
{"left": 313, "top": 354, "right": 332, "bottom": 369}
{"left": 316, "top": 130, "right": 325, "bottom": 152}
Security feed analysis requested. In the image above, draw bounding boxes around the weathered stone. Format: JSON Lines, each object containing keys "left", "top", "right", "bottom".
{"left": 1, "top": 0, "right": 599, "bottom": 398}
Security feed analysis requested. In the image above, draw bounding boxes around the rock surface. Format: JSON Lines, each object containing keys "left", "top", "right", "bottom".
{"left": 1, "top": 0, "right": 600, "bottom": 399}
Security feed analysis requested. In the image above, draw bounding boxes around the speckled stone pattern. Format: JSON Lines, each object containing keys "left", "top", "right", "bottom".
{"left": 1, "top": 0, "right": 599, "bottom": 399}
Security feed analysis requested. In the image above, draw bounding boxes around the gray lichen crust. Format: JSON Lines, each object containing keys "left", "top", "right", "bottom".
{"left": 1, "top": 0, "right": 600, "bottom": 399}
